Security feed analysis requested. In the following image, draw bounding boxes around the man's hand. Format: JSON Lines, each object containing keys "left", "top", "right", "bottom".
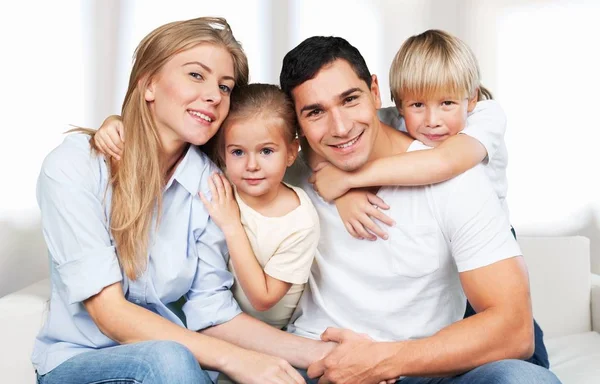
{"left": 308, "top": 163, "right": 352, "bottom": 202}
{"left": 307, "top": 328, "right": 397, "bottom": 384}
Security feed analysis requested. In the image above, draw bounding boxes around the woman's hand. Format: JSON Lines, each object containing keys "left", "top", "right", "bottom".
{"left": 334, "top": 190, "right": 394, "bottom": 241}
{"left": 223, "top": 349, "right": 306, "bottom": 384}
{"left": 93, "top": 115, "right": 125, "bottom": 160}
{"left": 199, "top": 173, "right": 242, "bottom": 235}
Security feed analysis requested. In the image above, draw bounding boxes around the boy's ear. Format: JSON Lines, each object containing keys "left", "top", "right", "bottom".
{"left": 287, "top": 138, "right": 300, "bottom": 166}
{"left": 467, "top": 89, "right": 479, "bottom": 112}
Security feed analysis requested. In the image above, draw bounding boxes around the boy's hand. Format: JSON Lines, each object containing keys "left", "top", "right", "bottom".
{"left": 335, "top": 189, "right": 394, "bottom": 241}
{"left": 93, "top": 115, "right": 125, "bottom": 160}
{"left": 308, "top": 163, "right": 352, "bottom": 202}
{"left": 199, "top": 173, "right": 242, "bottom": 235}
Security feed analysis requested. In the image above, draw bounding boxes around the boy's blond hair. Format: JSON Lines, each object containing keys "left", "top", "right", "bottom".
{"left": 389, "top": 29, "right": 492, "bottom": 108}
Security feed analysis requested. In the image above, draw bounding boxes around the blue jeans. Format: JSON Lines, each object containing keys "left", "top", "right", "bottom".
{"left": 37, "top": 340, "right": 212, "bottom": 384}
{"left": 299, "top": 359, "right": 561, "bottom": 383}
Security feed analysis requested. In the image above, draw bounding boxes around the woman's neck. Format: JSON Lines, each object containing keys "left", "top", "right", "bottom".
{"left": 162, "top": 142, "right": 190, "bottom": 182}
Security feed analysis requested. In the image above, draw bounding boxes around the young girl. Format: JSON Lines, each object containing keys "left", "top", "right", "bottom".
{"left": 95, "top": 83, "right": 320, "bottom": 330}
{"left": 308, "top": 29, "right": 549, "bottom": 369}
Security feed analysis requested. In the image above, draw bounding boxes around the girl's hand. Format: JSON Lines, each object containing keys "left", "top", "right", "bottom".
{"left": 199, "top": 173, "right": 242, "bottom": 235}
{"left": 308, "top": 163, "right": 352, "bottom": 202}
{"left": 223, "top": 349, "right": 306, "bottom": 384}
{"left": 93, "top": 115, "right": 125, "bottom": 160}
{"left": 334, "top": 189, "right": 395, "bottom": 241}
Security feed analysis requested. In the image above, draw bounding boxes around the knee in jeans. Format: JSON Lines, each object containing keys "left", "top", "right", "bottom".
{"left": 482, "top": 360, "right": 561, "bottom": 384}
{"left": 142, "top": 341, "right": 208, "bottom": 383}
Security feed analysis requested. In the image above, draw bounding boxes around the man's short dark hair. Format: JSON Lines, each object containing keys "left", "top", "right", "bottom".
{"left": 279, "top": 36, "right": 372, "bottom": 99}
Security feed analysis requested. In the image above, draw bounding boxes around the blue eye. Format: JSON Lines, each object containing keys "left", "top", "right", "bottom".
{"left": 261, "top": 148, "right": 273, "bottom": 155}
{"left": 220, "top": 84, "right": 232, "bottom": 94}
{"left": 231, "top": 149, "right": 243, "bottom": 156}
{"left": 190, "top": 72, "right": 203, "bottom": 80}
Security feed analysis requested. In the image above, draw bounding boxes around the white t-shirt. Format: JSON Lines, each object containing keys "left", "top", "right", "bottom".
{"left": 378, "top": 100, "right": 510, "bottom": 220}
{"left": 229, "top": 184, "right": 320, "bottom": 329}
{"left": 286, "top": 141, "right": 521, "bottom": 341}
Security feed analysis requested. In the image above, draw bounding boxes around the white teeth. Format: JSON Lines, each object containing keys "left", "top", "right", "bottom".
{"left": 189, "top": 110, "right": 213, "bottom": 122}
{"left": 335, "top": 135, "right": 359, "bottom": 149}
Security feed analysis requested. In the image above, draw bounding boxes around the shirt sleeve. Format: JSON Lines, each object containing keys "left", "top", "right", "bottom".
{"left": 432, "top": 165, "right": 521, "bottom": 272}
{"left": 36, "top": 135, "right": 122, "bottom": 305}
{"left": 183, "top": 207, "right": 241, "bottom": 331}
{"left": 461, "top": 100, "right": 507, "bottom": 163}
{"left": 264, "top": 214, "right": 320, "bottom": 285}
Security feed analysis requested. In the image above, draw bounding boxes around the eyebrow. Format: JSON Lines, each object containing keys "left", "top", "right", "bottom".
{"left": 226, "top": 142, "right": 280, "bottom": 149}
{"left": 299, "top": 87, "right": 364, "bottom": 114}
{"left": 184, "top": 61, "right": 235, "bottom": 82}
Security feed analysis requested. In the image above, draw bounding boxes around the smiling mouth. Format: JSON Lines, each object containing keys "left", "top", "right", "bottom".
{"left": 188, "top": 110, "right": 213, "bottom": 122}
{"left": 330, "top": 131, "right": 363, "bottom": 149}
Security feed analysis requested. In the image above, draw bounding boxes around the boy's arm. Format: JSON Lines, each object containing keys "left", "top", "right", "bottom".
{"left": 312, "top": 100, "right": 506, "bottom": 199}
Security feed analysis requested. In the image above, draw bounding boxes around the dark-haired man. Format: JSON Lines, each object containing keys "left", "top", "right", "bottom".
{"left": 281, "top": 36, "right": 560, "bottom": 384}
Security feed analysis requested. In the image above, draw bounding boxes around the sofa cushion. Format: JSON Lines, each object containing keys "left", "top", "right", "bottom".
{"left": 519, "top": 236, "right": 592, "bottom": 338}
{"left": 0, "top": 279, "right": 49, "bottom": 384}
{"left": 547, "top": 332, "right": 600, "bottom": 384}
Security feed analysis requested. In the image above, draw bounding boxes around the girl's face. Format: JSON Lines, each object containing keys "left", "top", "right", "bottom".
{"left": 399, "top": 91, "right": 477, "bottom": 147}
{"left": 145, "top": 43, "right": 236, "bottom": 153}
{"left": 223, "top": 115, "right": 298, "bottom": 204}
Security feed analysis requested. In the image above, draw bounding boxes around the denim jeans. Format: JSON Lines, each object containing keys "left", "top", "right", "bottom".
{"left": 299, "top": 359, "right": 562, "bottom": 384}
{"left": 37, "top": 340, "right": 212, "bottom": 384}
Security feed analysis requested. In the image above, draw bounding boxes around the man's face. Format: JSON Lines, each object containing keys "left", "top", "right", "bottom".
{"left": 291, "top": 59, "right": 382, "bottom": 172}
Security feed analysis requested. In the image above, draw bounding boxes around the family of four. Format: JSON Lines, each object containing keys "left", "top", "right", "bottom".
{"left": 33, "top": 16, "right": 560, "bottom": 384}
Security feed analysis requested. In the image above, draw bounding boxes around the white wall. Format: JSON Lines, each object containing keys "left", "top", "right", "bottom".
{"left": 1, "top": 0, "right": 598, "bottom": 295}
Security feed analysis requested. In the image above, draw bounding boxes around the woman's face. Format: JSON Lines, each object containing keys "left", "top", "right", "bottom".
{"left": 145, "top": 43, "right": 236, "bottom": 152}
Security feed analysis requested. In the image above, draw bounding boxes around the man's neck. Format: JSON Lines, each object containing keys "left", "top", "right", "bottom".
{"left": 368, "top": 121, "right": 414, "bottom": 162}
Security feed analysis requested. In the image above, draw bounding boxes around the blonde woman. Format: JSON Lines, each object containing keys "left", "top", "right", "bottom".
{"left": 33, "top": 17, "right": 326, "bottom": 384}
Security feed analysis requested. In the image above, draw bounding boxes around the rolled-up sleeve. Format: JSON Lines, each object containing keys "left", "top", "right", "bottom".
{"left": 37, "top": 136, "right": 122, "bottom": 305}
{"left": 184, "top": 215, "right": 241, "bottom": 331}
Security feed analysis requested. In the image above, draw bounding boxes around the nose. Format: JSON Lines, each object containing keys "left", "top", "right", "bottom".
{"left": 329, "top": 107, "right": 351, "bottom": 137}
{"left": 246, "top": 153, "right": 259, "bottom": 171}
{"left": 202, "top": 80, "right": 222, "bottom": 105}
{"left": 425, "top": 107, "right": 440, "bottom": 128}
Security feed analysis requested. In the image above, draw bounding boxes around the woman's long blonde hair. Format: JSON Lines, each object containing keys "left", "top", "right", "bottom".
{"left": 389, "top": 29, "right": 492, "bottom": 107}
{"left": 89, "top": 17, "right": 248, "bottom": 280}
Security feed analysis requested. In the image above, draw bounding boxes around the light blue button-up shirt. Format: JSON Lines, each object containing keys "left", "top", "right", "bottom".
{"left": 32, "top": 134, "right": 241, "bottom": 377}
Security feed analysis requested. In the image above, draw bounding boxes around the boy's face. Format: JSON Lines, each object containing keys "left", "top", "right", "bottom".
{"left": 399, "top": 92, "right": 477, "bottom": 147}
{"left": 292, "top": 59, "right": 382, "bottom": 172}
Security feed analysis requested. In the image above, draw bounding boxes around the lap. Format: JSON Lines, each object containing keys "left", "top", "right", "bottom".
{"left": 37, "top": 340, "right": 212, "bottom": 384}
{"left": 299, "top": 360, "right": 561, "bottom": 384}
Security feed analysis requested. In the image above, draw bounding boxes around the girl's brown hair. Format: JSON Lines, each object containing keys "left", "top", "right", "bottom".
{"left": 208, "top": 83, "right": 297, "bottom": 169}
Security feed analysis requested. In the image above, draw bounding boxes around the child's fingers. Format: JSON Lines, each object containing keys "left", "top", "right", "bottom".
{"left": 107, "top": 127, "right": 124, "bottom": 151}
{"left": 358, "top": 215, "right": 388, "bottom": 240}
{"left": 198, "top": 191, "right": 210, "bottom": 208}
{"left": 207, "top": 174, "right": 219, "bottom": 203}
{"left": 219, "top": 174, "right": 233, "bottom": 199}
{"left": 117, "top": 123, "right": 125, "bottom": 142}
{"left": 366, "top": 193, "right": 390, "bottom": 210}
{"left": 103, "top": 133, "right": 123, "bottom": 159}
{"left": 344, "top": 222, "right": 361, "bottom": 240}
{"left": 211, "top": 173, "right": 225, "bottom": 199}
{"left": 350, "top": 219, "right": 376, "bottom": 241}
{"left": 368, "top": 206, "right": 395, "bottom": 227}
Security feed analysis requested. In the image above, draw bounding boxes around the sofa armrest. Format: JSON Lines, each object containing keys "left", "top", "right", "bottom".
{"left": 0, "top": 279, "right": 50, "bottom": 383}
{"left": 592, "top": 273, "right": 600, "bottom": 333}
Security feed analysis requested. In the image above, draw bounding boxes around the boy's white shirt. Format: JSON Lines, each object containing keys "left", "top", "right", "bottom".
{"left": 377, "top": 100, "right": 510, "bottom": 221}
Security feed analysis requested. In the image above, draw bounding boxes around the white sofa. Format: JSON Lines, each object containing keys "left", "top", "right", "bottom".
{"left": 1, "top": 236, "right": 599, "bottom": 383}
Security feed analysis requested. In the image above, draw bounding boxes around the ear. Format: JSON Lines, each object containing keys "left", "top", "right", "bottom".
{"left": 370, "top": 74, "right": 382, "bottom": 109}
{"left": 467, "top": 89, "right": 479, "bottom": 112}
{"left": 287, "top": 138, "right": 300, "bottom": 167}
{"left": 142, "top": 76, "right": 157, "bottom": 102}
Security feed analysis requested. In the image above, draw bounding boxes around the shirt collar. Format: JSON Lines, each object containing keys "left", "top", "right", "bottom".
{"left": 167, "top": 145, "right": 210, "bottom": 195}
